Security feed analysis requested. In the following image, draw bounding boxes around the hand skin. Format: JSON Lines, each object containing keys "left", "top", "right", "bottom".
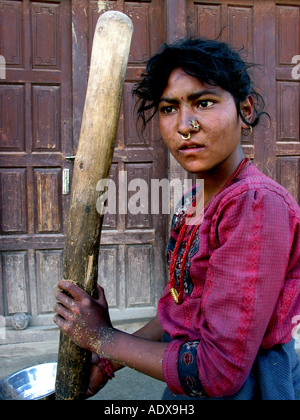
{"left": 86, "top": 352, "right": 109, "bottom": 398}
{"left": 54, "top": 280, "right": 168, "bottom": 390}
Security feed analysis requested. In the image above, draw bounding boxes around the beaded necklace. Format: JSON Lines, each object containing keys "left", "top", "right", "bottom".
{"left": 169, "top": 158, "right": 250, "bottom": 304}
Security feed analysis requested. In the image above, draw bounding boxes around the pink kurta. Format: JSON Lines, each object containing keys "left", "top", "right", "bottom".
{"left": 158, "top": 161, "right": 300, "bottom": 398}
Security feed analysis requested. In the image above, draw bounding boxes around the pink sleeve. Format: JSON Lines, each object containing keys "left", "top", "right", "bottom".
{"left": 162, "top": 339, "right": 184, "bottom": 395}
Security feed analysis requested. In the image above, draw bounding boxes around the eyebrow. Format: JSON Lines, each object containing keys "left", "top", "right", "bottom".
{"left": 160, "top": 90, "right": 221, "bottom": 104}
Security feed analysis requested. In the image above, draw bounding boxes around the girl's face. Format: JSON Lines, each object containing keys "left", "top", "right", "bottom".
{"left": 158, "top": 68, "right": 252, "bottom": 176}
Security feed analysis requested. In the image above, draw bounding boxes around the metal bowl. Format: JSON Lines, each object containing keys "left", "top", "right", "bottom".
{"left": 0, "top": 362, "right": 57, "bottom": 400}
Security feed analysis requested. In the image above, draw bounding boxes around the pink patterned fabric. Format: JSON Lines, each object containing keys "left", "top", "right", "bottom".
{"left": 158, "top": 163, "right": 300, "bottom": 398}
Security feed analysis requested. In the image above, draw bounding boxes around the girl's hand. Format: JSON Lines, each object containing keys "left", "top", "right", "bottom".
{"left": 86, "top": 353, "right": 109, "bottom": 398}
{"left": 54, "top": 281, "right": 167, "bottom": 384}
{"left": 53, "top": 280, "right": 113, "bottom": 355}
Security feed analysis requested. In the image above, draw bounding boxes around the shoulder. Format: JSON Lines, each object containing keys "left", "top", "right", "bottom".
{"left": 211, "top": 163, "right": 300, "bottom": 222}
{"left": 207, "top": 164, "right": 300, "bottom": 248}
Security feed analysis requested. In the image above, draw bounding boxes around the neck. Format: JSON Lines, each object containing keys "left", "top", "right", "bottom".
{"left": 198, "top": 146, "right": 245, "bottom": 206}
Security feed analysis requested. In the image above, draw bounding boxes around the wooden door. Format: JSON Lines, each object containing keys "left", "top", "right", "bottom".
{"left": 0, "top": 0, "right": 72, "bottom": 331}
{"left": 0, "top": 0, "right": 168, "bottom": 341}
{"left": 185, "top": 0, "right": 300, "bottom": 205}
{"left": 71, "top": 0, "right": 168, "bottom": 325}
{"left": 0, "top": 0, "right": 168, "bottom": 337}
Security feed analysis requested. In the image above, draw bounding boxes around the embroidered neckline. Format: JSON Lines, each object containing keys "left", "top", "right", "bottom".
{"left": 169, "top": 158, "right": 250, "bottom": 304}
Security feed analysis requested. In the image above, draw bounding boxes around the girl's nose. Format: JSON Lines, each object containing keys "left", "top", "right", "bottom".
{"left": 177, "top": 109, "right": 193, "bottom": 136}
{"left": 178, "top": 111, "right": 200, "bottom": 136}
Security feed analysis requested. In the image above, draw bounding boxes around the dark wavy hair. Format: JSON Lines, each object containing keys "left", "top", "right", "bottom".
{"left": 133, "top": 38, "right": 269, "bottom": 134}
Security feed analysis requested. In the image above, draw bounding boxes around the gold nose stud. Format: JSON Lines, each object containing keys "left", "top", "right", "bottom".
{"left": 191, "top": 120, "right": 200, "bottom": 130}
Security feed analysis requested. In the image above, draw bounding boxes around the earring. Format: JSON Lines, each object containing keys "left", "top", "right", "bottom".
{"left": 243, "top": 126, "right": 253, "bottom": 137}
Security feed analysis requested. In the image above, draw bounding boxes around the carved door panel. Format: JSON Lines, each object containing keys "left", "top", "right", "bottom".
{"left": 272, "top": 1, "right": 300, "bottom": 203}
{"left": 0, "top": 0, "right": 72, "bottom": 330}
{"left": 0, "top": 0, "right": 168, "bottom": 338}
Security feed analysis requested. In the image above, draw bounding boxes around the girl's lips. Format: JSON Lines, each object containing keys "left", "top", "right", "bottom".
{"left": 179, "top": 142, "right": 206, "bottom": 153}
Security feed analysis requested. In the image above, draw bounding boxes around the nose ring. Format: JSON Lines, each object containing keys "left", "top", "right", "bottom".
{"left": 191, "top": 120, "right": 200, "bottom": 130}
{"left": 182, "top": 133, "right": 191, "bottom": 141}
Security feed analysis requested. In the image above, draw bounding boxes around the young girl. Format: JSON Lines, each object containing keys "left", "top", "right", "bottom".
{"left": 54, "top": 38, "right": 300, "bottom": 400}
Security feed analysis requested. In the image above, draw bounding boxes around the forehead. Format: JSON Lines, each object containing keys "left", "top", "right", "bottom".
{"left": 161, "top": 68, "right": 224, "bottom": 98}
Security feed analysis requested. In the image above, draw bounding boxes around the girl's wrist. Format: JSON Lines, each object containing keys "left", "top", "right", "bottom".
{"left": 91, "top": 326, "right": 116, "bottom": 356}
{"left": 98, "top": 356, "right": 115, "bottom": 380}
{"left": 97, "top": 356, "right": 124, "bottom": 380}
{"left": 94, "top": 327, "right": 124, "bottom": 374}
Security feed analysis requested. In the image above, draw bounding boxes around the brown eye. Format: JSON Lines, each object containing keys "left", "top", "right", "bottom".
{"left": 161, "top": 106, "right": 176, "bottom": 114}
{"left": 197, "top": 100, "right": 214, "bottom": 109}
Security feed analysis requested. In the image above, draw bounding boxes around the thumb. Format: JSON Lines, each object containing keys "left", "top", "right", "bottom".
{"left": 96, "top": 284, "right": 108, "bottom": 307}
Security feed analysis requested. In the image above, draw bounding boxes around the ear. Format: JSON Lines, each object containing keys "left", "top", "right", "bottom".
{"left": 240, "top": 96, "right": 254, "bottom": 129}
